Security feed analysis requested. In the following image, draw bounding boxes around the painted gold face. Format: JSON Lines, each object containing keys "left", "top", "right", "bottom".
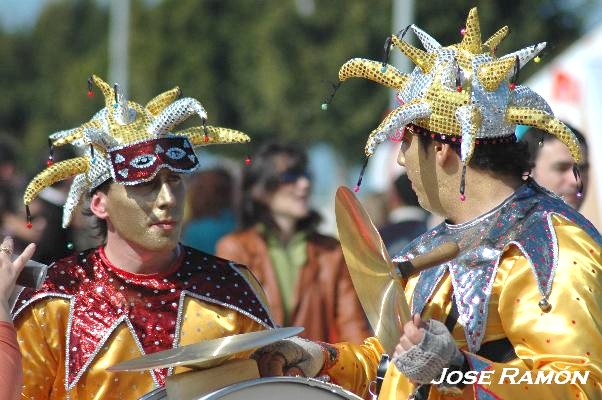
{"left": 104, "top": 169, "right": 186, "bottom": 251}
{"left": 397, "top": 131, "right": 444, "bottom": 216}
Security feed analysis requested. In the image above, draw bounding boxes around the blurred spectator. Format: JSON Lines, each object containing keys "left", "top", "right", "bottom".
{"left": 32, "top": 185, "right": 74, "bottom": 264}
{"left": 522, "top": 123, "right": 590, "bottom": 210}
{"left": 362, "top": 191, "right": 388, "bottom": 229}
{"left": 1, "top": 145, "right": 75, "bottom": 263}
{"left": 0, "top": 140, "right": 19, "bottom": 186}
{"left": 217, "top": 141, "right": 370, "bottom": 343}
{"left": 379, "top": 173, "right": 428, "bottom": 256}
{"left": 182, "top": 168, "right": 237, "bottom": 253}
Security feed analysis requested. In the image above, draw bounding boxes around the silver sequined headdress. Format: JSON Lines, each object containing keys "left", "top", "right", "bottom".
{"left": 333, "top": 7, "right": 581, "bottom": 197}
{"left": 24, "top": 75, "right": 250, "bottom": 228}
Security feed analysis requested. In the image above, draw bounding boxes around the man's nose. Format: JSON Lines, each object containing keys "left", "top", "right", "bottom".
{"left": 156, "top": 181, "right": 176, "bottom": 209}
{"left": 397, "top": 152, "right": 406, "bottom": 167}
{"left": 296, "top": 176, "right": 311, "bottom": 189}
{"left": 564, "top": 169, "right": 578, "bottom": 189}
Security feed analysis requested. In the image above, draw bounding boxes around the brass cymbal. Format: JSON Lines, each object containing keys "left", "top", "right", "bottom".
{"left": 108, "top": 327, "right": 304, "bottom": 372}
{"left": 335, "top": 186, "right": 408, "bottom": 354}
{"left": 335, "top": 186, "right": 459, "bottom": 355}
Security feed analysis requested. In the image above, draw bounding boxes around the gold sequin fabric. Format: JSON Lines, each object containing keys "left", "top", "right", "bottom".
{"left": 335, "top": 7, "right": 581, "bottom": 165}
{"left": 23, "top": 74, "right": 251, "bottom": 228}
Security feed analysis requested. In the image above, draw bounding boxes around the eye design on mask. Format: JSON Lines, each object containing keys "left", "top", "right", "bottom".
{"left": 130, "top": 154, "right": 157, "bottom": 169}
{"left": 165, "top": 147, "right": 186, "bottom": 160}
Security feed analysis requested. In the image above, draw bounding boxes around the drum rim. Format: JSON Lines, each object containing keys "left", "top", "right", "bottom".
{"left": 138, "top": 386, "right": 167, "bottom": 400}
{"left": 195, "top": 376, "right": 363, "bottom": 400}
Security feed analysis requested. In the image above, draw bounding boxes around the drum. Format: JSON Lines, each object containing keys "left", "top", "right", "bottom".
{"left": 138, "top": 386, "right": 167, "bottom": 400}
{"left": 138, "top": 377, "right": 362, "bottom": 400}
{"left": 198, "top": 377, "right": 362, "bottom": 400}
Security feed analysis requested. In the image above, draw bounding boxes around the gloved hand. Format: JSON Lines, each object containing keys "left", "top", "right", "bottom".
{"left": 392, "top": 314, "right": 464, "bottom": 384}
{"left": 252, "top": 336, "right": 325, "bottom": 378}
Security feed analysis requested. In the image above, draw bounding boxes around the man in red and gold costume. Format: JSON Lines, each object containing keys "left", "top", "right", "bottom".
{"left": 12, "top": 76, "right": 275, "bottom": 399}
{"left": 255, "top": 8, "right": 602, "bottom": 400}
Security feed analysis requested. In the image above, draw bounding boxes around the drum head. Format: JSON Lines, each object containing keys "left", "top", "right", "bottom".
{"left": 197, "top": 377, "right": 363, "bottom": 400}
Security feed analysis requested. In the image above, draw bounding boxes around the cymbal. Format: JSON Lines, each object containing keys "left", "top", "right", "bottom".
{"left": 108, "top": 326, "right": 304, "bottom": 372}
{"left": 335, "top": 186, "right": 459, "bottom": 355}
{"left": 335, "top": 186, "right": 409, "bottom": 354}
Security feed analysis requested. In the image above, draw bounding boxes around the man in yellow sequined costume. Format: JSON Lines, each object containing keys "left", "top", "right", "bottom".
{"left": 255, "top": 8, "right": 602, "bottom": 400}
{"left": 11, "top": 76, "right": 275, "bottom": 399}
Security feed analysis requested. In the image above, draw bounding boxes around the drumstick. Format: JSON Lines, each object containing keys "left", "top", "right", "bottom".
{"left": 394, "top": 242, "right": 459, "bottom": 278}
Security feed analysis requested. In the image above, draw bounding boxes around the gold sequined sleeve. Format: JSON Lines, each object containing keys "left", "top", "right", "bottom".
{"left": 322, "top": 215, "right": 601, "bottom": 400}
{"left": 318, "top": 337, "right": 384, "bottom": 398}
{"left": 467, "top": 215, "right": 602, "bottom": 399}
{"left": 15, "top": 298, "right": 70, "bottom": 400}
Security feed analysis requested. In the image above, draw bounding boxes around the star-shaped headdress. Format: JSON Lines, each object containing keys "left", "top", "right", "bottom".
{"left": 332, "top": 7, "right": 581, "bottom": 197}
{"left": 24, "top": 75, "right": 250, "bottom": 227}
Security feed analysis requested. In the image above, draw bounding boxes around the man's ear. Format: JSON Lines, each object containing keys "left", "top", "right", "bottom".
{"left": 435, "top": 143, "right": 456, "bottom": 168}
{"left": 90, "top": 191, "right": 109, "bottom": 220}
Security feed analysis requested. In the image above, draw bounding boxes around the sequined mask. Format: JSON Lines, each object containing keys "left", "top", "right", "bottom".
{"left": 23, "top": 75, "right": 251, "bottom": 228}
{"left": 108, "top": 136, "right": 198, "bottom": 184}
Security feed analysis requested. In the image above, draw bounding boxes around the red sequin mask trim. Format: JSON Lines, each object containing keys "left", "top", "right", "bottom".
{"left": 108, "top": 136, "right": 198, "bottom": 184}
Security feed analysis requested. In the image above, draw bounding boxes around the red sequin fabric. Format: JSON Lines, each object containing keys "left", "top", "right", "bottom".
{"left": 14, "top": 245, "right": 274, "bottom": 387}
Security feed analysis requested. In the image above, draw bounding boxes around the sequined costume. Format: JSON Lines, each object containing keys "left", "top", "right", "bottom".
{"left": 12, "top": 245, "right": 274, "bottom": 399}
{"left": 318, "top": 181, "right": 601, "bottom": 399}
{"left": 14, "top": 75, "right": 260, "bottom": 399}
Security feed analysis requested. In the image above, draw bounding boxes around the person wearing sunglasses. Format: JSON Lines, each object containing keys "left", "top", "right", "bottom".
{"left": 217, "top": 141, "right": 370, "bottom": 344}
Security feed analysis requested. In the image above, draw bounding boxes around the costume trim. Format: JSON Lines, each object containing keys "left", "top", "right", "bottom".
{"left": 394, "top": 181, "right": 601, "bottom": 352}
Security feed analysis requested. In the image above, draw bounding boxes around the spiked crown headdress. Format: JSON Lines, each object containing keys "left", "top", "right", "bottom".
{"left": 24, "top": 75, "right": 250, "bottom": 228}
{"left": 335, "top": 8, "right": 581, "bottom": 197}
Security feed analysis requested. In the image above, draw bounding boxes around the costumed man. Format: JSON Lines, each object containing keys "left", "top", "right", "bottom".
{"left": 11, "top": 75, "right": 276, "bottom": 399}
{"left": 253, "top": 8, "right": 602, "bottom": 400}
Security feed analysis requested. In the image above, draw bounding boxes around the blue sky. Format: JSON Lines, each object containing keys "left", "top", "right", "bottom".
{"left": 2, "top": 0, "right": 602, "bottom": 32}
{"left": 0, "top": 0, "right": 46, "bottom": 31}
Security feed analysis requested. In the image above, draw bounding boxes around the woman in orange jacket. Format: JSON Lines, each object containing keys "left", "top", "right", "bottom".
{"left": 217, "top": 142, "right": 370, "bottom": 343}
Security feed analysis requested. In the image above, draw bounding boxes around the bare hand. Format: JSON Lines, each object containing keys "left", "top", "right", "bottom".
{"left": 394, "top": 313, "right": 428, "bottom": 357}
{"left": 0, "top": 237, "right": 36, "bottom": 322}
{"left": 254, "top": 352, "right": 307, "bottom": 377}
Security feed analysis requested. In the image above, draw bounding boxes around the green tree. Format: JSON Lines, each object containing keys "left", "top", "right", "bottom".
{"left": 0, "top": 0, "right": 593, "bottom": 173}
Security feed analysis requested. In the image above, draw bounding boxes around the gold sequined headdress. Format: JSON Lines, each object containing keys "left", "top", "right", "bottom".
{"left": 334, "top": 7, "right": 581, "bottom": 197}
{"left": 24, "top": 75, "right": 250, "bottom": 228}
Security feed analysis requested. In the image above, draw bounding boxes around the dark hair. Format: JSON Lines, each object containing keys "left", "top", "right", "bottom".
{"left": 187, "top": 168, "right": 233, "bottom": 219}
{"left": 241, "top": 141, "right": 320, "bottom": 231}
{"left": 83, "top": 179, "right": 112, "bottom": 242}
{"left": 0, "top": 140, "right": 16, "bottom": 165}
{"left": 417, "top": 134, "right": 531, "bottom": 179}
{"left": 522, "top": 123, "right": 588, "bottom": 166}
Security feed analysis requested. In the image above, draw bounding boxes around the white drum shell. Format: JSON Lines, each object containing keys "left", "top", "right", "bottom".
{"left": 139, "top": 377, "right": 363, "bottom": 400}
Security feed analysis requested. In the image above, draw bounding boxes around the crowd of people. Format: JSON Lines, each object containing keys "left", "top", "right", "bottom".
{"left": 0, "top": 7, "right": 600, "bottom": 400}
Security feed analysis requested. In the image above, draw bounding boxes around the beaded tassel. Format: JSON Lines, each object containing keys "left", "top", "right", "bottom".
{"left": 354, "top": 157, "right": 370, "bottom": 193}
{"left": 459, "top": 164, "right": 467, "bottom": 201}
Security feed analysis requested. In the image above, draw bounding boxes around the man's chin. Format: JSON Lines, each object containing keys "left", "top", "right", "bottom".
{"left": 135, "top": 235, "right": 180, "bottom": 252}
